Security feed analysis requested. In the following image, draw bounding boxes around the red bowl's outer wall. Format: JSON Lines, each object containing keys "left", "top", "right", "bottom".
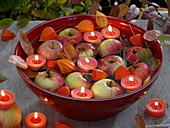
{"left": 15, "top": 14, "right": 163, "bottom": 121}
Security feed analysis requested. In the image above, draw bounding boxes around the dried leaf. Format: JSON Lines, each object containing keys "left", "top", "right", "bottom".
{"left": 56, "top": 52, "right": 68, "bottom": 59}
{"left": 143, "top": 30, "right": 161, "bottom": 41}
{"left": 157, "top": 8, "right": 168, "bottom": 11}
{"left": 163, "top": 17, "right": 170, "bottom": 34}
{"left": 89, "top": 0, "right": 99, "bottom": 14}
{"left": 1, "top": 29, "right": 16, "bottom": 41}
{"left": 95, "top": 11, "right": 108, "bottom": 28}
{"left": 151, "top": 59, "right": 161, "bottom": 71}
{"left": 17, "top": 18, "right": 29, "bottom": 28}
{"left": 143, "top": 76, "right": 151, "bottom": 85}
{"left": 125, "top": 4, "right": 140, "bottom": 22}
{"left": 167, "top": 0, "right": 170, "bottom": 16}
{"left": 135, "top": 114, "right": 145, "bottom": 128}
{"left": 20, "top": 69, "right": 38, "bottom": 78}
{"left": 17, "top": 29, "right": 34, "bottom": 56}
{"left": 109, "top": 5, "right": 120, "bottom": 17}
{"left": 0, "top": 73, "right": 7, "bottom": 83}
{"left": 139, "top": 48, "right": 153, "bottom": 62}
{"left": 141, "top": 6, "right": 159, "bottom": 20}
{"left": 141, "top": 0, "right": 147, "bottom": 7}
{"left": 0, "top": 18, "right": 14, "bottom": 29}
{"left": 157, "top": 34, "right": 170, "bottom": 46}
{"left": 147, "top": 19, "right": 154, "bottom": 30}
{"left": 68, "top": 0, "right": 82, "bottom": 5}
{"left": 117, "top": 4, "right": 129, "bottom": 18}
{"left": 64, "top": 42, "right": 78, "bottom": 61}
{"left": 9, "top": 55, "right": 28, "bottom": 69}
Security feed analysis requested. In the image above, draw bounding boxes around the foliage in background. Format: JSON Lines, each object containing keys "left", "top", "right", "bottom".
{"left": 0, "top": 0, "right": 169, "bottom": 30}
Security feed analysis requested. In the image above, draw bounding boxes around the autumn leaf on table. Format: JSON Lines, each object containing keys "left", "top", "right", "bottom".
{"left": 0, "top": 73, "right": 7, "bottom": 83}
{"left": 9, "top": 55, "right": 28, "bottom": 69}
{"left": 0, "top": 18, "right": 14, "bottom": 29}
{"left": 135, "top": 114, "right": 145, "bottom": 128}
{"left": 17, "top": 18, "right": 29, "bottom": 28}
{"left": 1, "top": 29, "right": 16, "bottom": 41}
{"left": 17, "top": 29, "right": 34, "bottom": 56}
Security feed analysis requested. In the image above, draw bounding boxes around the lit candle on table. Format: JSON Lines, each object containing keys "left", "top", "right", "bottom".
{"left": 0, "top": 90, "right": 15, "bottom": 110}
{"left": 26, "top": 112, "right": 46, "bottom": 128}
{"left": 83, "top": 31, "right": 103, "bottom": 44}
{"left": 146, "top": 99, "right": 166, "bottom": 118}
{"left": 101, "top": 25, "right": 120, "bottom": 39}
{"left": 120, "top": 75, "right": 142, "bottom": 91}
{"left": 71, "top": 87, "right": 93, "bottom": 99}
{"left": 26, "top": 54, "right": 46, "bottom": 70}
{"left": 77, "top": 57, "right": 98, "bottom": 71}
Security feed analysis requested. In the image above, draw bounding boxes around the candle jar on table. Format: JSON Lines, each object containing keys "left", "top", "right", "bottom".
{"left": 0, "top": 90, "right": 22, "bottom": 128}
{"left": 26, "top": 112, "right": 46, "bottom": 128}
{"left": 146, "top": 98, "right": 166, "bottom": 118}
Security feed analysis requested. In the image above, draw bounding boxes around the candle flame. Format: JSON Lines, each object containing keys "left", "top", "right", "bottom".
{"left": 155, "top": 102, "right": 159, "bottom": 106}
{"left": 108, "top": 25, "right": 112, "bottom": 32}
{"left": 85, "top": 58, "right": 90, "bottom": 63}
{"left": 44, "top": 98, "right": 48, "bottom": 102}
{"left": 0, "top": 90, "right": 5, "bottom": 97}
{"left": 34, "top": 112, "right": 38, "bottom": 119}
{"left": 34, "top": 55, "right": 39, "bottom": 61}
{"left": 81, "top": 87, "right": 85, "bottom": 94}
{"left": 90, "top": 32, "right": 95, "bottom": 37}
{"left": 129, "top": 76, "right": 134, "bottom": 82}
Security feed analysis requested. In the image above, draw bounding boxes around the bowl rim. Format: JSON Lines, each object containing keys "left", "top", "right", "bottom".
{"left": 15, "top": 14, "right": 164, "bottom": 102}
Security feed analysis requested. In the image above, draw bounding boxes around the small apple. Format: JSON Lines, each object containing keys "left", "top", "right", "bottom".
{"left": 91, "top": 79, "right": 122, "bottom": 98}
{"left": 65, "top": 72, "right": 91, "bottom": 89}
{"left": 74, "top": 42, "right": 96, "bottom": 57}
{"left": 98, "top": 55, "right": 126, "bottom": 76}
{"left": 37, "top": 40, "right": 63, "bottom": 60}
{"left": 34, "top": 71, "right": 64, "bottom": 91}
{"left": 0, "top": 103, "right": 22, "bottom": 128}
{"left": 58, "top": 28, "right": 83, "bottom": 43}
{"left": 126, "top": 46, "right": 143, "bottom": 63}
{"left": 98, "top": 39, "right": 124, "bottom": 57}
{"left": 129, "top": 62, "right": 152, "bottom": 79}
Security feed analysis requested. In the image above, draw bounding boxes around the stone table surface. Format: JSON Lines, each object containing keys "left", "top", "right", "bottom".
{"left": 0, "top": 18, "right": 170, "bottom": 128}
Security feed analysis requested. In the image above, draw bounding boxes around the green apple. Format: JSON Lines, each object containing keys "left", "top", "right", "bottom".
{"left": 91, "top": 79, "right": 122, "bottom": 98}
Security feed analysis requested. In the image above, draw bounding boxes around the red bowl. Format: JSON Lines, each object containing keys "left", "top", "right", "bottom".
{"left": 14, "top": 14, "right": 163, "bottom": 121}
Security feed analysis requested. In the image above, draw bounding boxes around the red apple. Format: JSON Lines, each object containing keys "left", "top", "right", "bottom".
{"left": 91, "top": 79, "right": 122, "bottom": 98}
{"left": 37, "top": 40, "right": 63, "bottom": 60}
{"left": 58, "top": 28, "right": 83, "bottom": 43}
{"left": 34, "top": 71, "right": 64, "bottom": 91}
{"left": 74, "top": 42, "right": 96, "bottom": 57}
{"left": 98, "top": 55, "right": 126, "bottom": 76}
{"left": 126, "top": 46, "right": 143, "bottom": 63}
{"left": 65, "top": 72, "right": 91, "bottom": 89}
{"left": 129, "top": 62, "right": 152, "bottom": 79}
{"left": 98, "top": 39, "right": 124, "bottom": 57}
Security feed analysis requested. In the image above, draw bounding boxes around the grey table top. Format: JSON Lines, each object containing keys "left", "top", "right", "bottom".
{"left": 0, "top": 18, "right": 170, "bottom": 128}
